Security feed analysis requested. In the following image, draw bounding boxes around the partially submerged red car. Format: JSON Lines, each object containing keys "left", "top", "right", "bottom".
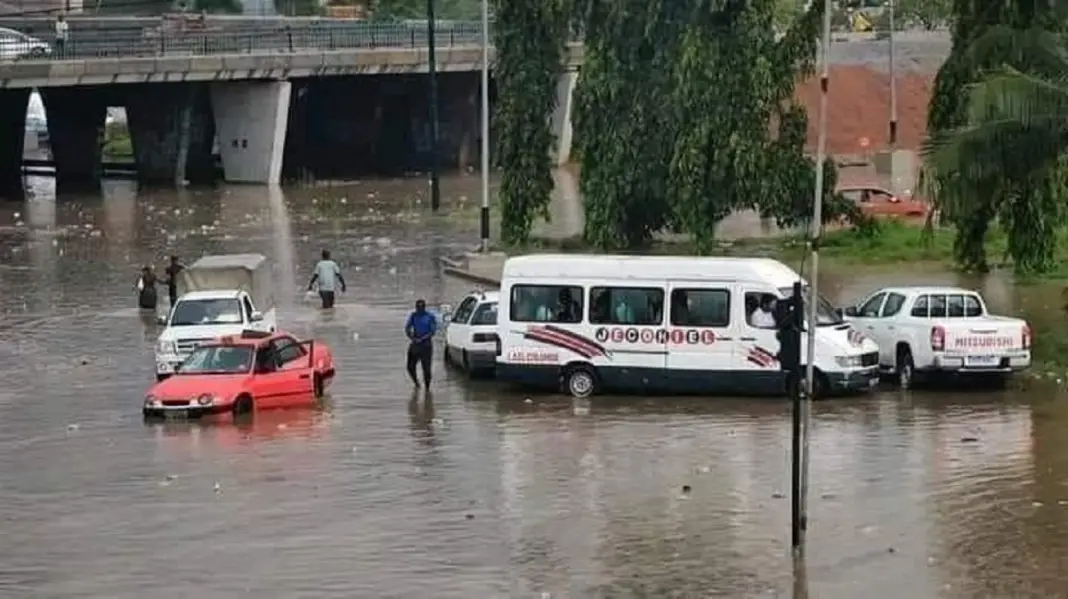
{"left": 143, "top": 330, "right": 335, "bottom": 420}
{"left": 838, "top": 184, "right": 929, "bottom": 219}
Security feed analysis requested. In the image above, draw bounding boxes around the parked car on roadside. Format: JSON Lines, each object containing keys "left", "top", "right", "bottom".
{"left": 0, "top": 27, "right": 50, "bottom": 61}
{"left": 841, "top": 285, "right": 1031, "bottom": 387}
{"left": 837, "top": 184, "right": 928, "bottom": 219}
{"left": 443, "top": 290, "right": 499, "bottom": 376}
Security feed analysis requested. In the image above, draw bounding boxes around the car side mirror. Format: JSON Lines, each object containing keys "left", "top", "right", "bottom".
{"left": 249, "top": 311, "right": 263, "bottom": 322}
{"left": 843, "top": 306, "right": 858, "bottom": 317}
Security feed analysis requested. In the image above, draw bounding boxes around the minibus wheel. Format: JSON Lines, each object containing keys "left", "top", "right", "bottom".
{"left": 564, "top": 365, "right": 598, "bottom": 398}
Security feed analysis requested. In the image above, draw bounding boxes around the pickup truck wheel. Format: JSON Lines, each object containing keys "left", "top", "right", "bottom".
{"left": 232, "top": 394, "right": 254, "bottom": 419}
{"left": 897, "top": 347, "right": 915, "bottom": 389}
{"left": 313, "top": 374, "right": 325, "bottom": 398}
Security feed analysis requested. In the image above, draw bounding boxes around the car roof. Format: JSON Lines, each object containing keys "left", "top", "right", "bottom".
{"left": 179, "top": 290, "right": 242, "bottom": 301}
{"left": 467, "top": 290, "right": 500, "bottom": 302}
{"left": 201, "top": 330, "right": 292, "bottom": 348}
{"left": 879, "top": 286, "right": 979, "bottom": 295}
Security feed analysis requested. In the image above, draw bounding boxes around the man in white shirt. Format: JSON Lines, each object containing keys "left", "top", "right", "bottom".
{"left": 749, "top": 294, "right": 777, "bottom": 329}
{"left": 54, "top": 15, "right": 69, "bottom": 57}
{"left": 306, "top": 249, "right": 346, "bottom": 309}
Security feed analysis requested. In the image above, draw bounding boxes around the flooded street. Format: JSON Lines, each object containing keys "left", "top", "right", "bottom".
{"left": 2, "top": 174, "right": 1068, "bottom": 598}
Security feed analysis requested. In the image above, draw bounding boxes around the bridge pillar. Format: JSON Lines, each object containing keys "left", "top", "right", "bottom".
{"left": 0, "top": 89, "right": 29, "bottom": 200}
{"left": 42, "top": 87, "right": 106, "bottom": 194}
{"left": 550, "top": 69, "right": 577, "bottom": 166}
{"left": 126, "top": 83, "right": 216, "bottom": 185}
{"left": 211, "top": 81, "right": 291, "bottom": 184}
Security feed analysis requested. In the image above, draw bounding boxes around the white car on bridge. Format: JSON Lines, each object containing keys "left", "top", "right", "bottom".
{"left": 0, "top": 28, "right": 50, "bottom": 61}
{"left": 842, "top": 286, "right": 1031, "bottom": 387}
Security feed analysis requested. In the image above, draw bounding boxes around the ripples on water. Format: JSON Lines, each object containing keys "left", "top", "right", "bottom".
{"left": 1, "top": 176, "right": 1068, "bottom": 598}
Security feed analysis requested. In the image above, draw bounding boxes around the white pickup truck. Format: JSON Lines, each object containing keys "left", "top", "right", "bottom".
{"left": 842, "top": 286, "right": 1031, "bottom": 387}
{"left": 154, "top": 254, "right": 277, "bottom": 381}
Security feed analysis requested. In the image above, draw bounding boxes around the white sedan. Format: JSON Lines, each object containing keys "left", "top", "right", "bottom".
{"left": 0, "top": 28, "right": 50, "bottom": 61}
{"left": 443, "top": 290, "right": 499, "bottom": 375}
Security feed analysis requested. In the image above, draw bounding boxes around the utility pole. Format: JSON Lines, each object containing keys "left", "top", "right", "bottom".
{"left": 888, "top": 0, "right": 897, "bottom": 147}
{"left": 425, "top": 0, "right": 441, "bottom": 212}
{"left": 797, "top": 0, "right": 833, "bottom": 554}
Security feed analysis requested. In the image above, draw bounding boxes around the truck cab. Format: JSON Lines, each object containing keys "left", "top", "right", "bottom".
{"left": 155, "top": 254, "right": 277, "bottom": 381}
{"left": 842, "top": 285, "right": 1031, "bottom": 387}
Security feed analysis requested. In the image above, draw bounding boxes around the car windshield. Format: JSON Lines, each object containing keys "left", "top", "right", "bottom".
{"left": 777, "top": 286, "right": 843, "bottom": 326}
{"left": 170, "top": 299, "right": 244, "bottom": 326}
{"left": 470, "top": 302, "right": 498, "bottom": 326}
{"left": 177, "top": 346, "right": 253, "bottom": 375}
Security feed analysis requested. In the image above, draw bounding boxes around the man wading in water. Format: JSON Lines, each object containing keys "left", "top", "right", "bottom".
{"left": 405, "top": 299, "right": 438, "bottom": 388}
{"left": 164, "top": 255, "right": 184, "bottom": 309}
{"left": 306, "top": 249, "right": 346, "bottom": 309}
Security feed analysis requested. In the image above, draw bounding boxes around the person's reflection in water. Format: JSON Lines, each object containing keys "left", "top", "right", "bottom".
{"left": 792, "top": 554, "right": 809, "bottom": 599}
{"left": 408, "top": 389, "right": 437, "bottom": 445}
{"left": 138, "top": 307, "right": 159, "bottom": 341}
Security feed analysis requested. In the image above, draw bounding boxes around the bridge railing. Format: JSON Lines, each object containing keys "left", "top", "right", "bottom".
{"left": 0, "top": 18, "right": 488, "bottom": 61}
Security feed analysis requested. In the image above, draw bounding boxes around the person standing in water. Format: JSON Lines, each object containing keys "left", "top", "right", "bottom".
{"left": 405, "top": 299, "right": 437, "bottom": 388}
{"left": 136, "top": 266, "right": 158, "bottom": 311}
{"left": 307, "top": 249, "right": 346, "bottom": 309}
{"left": 164, "top": 255, "right": 184, "bottom": 308}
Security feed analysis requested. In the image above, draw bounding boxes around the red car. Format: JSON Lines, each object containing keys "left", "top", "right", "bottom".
{"left": 838, "top": 184, "right": 929, "bottom": 218}
{"left": 143, "top": 330, "right": 335, "bottom": 420}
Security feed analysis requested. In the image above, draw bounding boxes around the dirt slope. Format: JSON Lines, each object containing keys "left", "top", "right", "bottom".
{"left": 794, "top": 65, "right": 936, "bottom": 155}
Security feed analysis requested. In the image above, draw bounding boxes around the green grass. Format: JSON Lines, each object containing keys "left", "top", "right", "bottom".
{"left": 101, "top": 124, "right": 133, "bottom": 160}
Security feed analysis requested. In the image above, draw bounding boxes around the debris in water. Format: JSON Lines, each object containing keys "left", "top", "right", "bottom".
{"left": 389, "top": 267, "right": 398, "bottom": 275}
{"left": 524, "top": 398, "right": 534, "bottom": 404}
{"left": 960, "top": 436, "right": 979, "bottom": 443}
{"left": 213, "top": 481, "right": 222, "bottom": 493}
{"left": 1033, "top": 501, "right": 1043, "bottom": 507}
{"left": 772, "top": 491, "right": 785, "bottom": 499}
{"left": 887, "top": 547, "right": 896, "bottom": 553}
{"left": 66, "top": 423, "right": 79, "bottom": 432}
{"left": 681, "top": 485, "right": 691, "bottom": 494}
{"left": 465, "top": 513, "right": 474, "bottom": 520}
{"left": 351, "top": 332, "right": 360, "bottom": 342}
{"left": 696, "top": 465, "right": 710, "bottom": 474}
{"left": 431, "top": 418, "right": 445, "bottom": 426}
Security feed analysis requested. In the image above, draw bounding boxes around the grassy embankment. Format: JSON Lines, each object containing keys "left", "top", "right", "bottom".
{"left": 101, "top": 122, "right": 133, "bottom": 161}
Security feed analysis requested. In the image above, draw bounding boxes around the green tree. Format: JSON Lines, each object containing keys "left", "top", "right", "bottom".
{"left": 571, "top": 0, "right": 680, "bottom": 250}
{"left": 923, "top": 1, "right": 1067, "bottom": 274}
{"left": 491, "top": 0, "right": 569, "bottom": 246}
{"left": 894, "top": 0, "right": 951, "bottom": 30}
{"left": 571, "top": 0, "right": 843, "bottom": 252}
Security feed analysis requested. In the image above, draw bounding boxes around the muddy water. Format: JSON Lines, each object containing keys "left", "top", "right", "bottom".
{"left": 2, "top": 173, "right": 1068, "bottom": 598}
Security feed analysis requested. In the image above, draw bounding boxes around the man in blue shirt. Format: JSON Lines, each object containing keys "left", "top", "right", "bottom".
{"left": 405, "top": 299, "right": 438, "bottom": 387}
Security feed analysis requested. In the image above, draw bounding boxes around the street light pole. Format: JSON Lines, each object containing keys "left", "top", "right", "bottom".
{"left": 797, "top": 0, "right": 833, "bottom": 554}
{"left": 478, "top": 0, "right": 490, "bottom": 251}
{"left": 426, "top": 0, "right": 441, "bottom": 212}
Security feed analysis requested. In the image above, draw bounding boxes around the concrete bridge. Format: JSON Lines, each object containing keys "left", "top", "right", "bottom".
{"left": 0, "top": 16, "right": 582, "bottom": 196}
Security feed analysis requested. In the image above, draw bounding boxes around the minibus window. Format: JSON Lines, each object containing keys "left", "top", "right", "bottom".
{"left": 510, "top": 285, "right": 584, "bottom": 323}
{"left": 589, "top": 287, "right": 664, "bottom": 325}
{"left": 670, "top": 289, "right": 730, "bottom": 327}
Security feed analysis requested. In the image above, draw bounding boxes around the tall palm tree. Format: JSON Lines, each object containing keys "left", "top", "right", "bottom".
{"left": 922, "top": 24, "right": 1068, "bottom": 274}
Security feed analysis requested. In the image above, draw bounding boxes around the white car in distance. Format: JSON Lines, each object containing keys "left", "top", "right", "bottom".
{"left": 0, "top": 28, "right": 50, "bottom": 61}
{"left": 442, "top": 290, "right": 499, "bottom": 376}
{"left": 842, "top": 285, "right": 1031, "bottom": 387}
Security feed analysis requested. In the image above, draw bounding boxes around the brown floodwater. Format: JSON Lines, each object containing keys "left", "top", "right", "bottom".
{"left": 1, "top": 172, "right": 1068, "bottom": 598}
